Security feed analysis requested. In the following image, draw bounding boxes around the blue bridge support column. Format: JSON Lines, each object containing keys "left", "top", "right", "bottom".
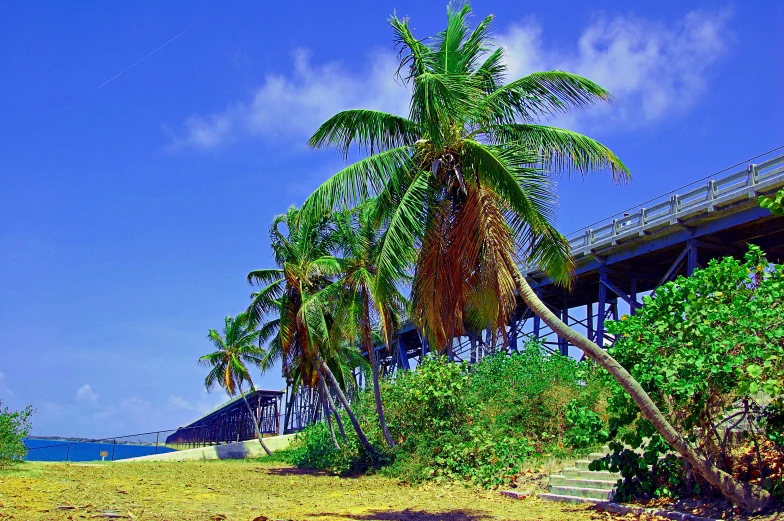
{"left": 597, "top": 266, "right": 608, "bottom": 345}
{"left": 508, "top": 316, "right": 519, "bottom": 353}
{"left": 397, "top": 340, "right": 411, "bottom": 371}
{"left": 559, "top": 296, "right": 569, "bottom": 356}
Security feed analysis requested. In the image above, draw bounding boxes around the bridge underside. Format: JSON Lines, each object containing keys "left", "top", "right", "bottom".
{"left": 381, "top": 156, "right": 784, "bottom": 367}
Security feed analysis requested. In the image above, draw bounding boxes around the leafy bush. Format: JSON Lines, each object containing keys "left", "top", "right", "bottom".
{"left": 590, "top": 435, "right": 686, "bottom": 501}
{"left": 565, "top": 400, "right": 609, "bottom": 448}
{"left": 760, "top": 188, "right": 784, "bottom": 216}
{"left": 285, "top": 416, "right": 381, "bottom": 475}
{"left": 293, "top": 343, "right": 610, "bottom": 488}
{"left": 600, "top": 246, "right": 784, "bottom": 501}
{"left": 0, "top": 400, "right": 33, "bottom": 467}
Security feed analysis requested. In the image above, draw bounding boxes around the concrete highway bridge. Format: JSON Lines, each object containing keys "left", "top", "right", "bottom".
{"left": 282, "top": 152, "right": 784, "bottom": 433}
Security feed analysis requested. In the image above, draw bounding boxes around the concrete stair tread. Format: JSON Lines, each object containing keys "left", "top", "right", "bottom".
{"left": 549, "top": 475, "right": 619, "bottom": 490}
{"left": 549, "top": 485, "right": 613, "bottom": 500}
{"left": 539, "top": 493, "right": 605, "bottom": 504}
{"left": 562, "top": 467, "right": 620, "bottom": 476}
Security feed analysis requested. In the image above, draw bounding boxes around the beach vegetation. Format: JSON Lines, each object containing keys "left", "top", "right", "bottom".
{"left": 0, "top": 399, "right": 33, "bottom": 467}
{"left": 591, "top": 246, "right": 784, "bottom": 503}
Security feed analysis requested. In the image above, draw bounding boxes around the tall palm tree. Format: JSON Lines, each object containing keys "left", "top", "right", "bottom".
{"left": 299, "top": 4, "right": 770, "bottom": 510}
{"left": 326, "top": 202, "right": 407, "bottom": 447}
{"left": 247, "top": 207, "right": 378, "bottom": 457}
{"left": 199, "top": 312, "right": 272, "bottom": 456}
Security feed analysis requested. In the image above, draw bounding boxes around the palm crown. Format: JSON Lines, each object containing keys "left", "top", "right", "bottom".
{"left": 302, "top": 4, "right": 629, "bottom": 350}
{"left": 199, "top": 312, "right": 265, "bottom": 396}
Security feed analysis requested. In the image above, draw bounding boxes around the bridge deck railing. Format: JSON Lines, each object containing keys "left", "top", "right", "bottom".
{"left": 521, "top": 154, "right": 784, "bottom": 272}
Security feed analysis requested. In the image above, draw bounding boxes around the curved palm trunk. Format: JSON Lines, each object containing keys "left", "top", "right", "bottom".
{"left": 318, "top": 376, "right": 340, "bottom": 449}
{"left": 515, "top": 275, "right": 771, "bottom": 512}
{"left": 362, "top": 291, "right": 395, "bottom": 448}
{"left": 237, "top": 382, "right": 273, "bottom": 457}
{"left": 317, "top": 355, "right": 378, "bottom": 459}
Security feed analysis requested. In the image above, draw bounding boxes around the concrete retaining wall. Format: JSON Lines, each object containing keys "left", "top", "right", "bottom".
{"left": 118, "top": 434, "right": 296, "bottom": 462}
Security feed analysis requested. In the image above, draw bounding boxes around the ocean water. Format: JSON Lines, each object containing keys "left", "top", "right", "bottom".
{"left": 23, "top": 438, "right": 176, "bottom": 462}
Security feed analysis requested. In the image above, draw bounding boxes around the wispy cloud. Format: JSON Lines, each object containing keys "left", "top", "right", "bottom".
{"left": 499, "top": 9, "right": 732, "bottom": 126}
{"left": 75, "top": 384, "right": 99, "bottom": 404}
{"left": 165, "top": 49, "right": 410, "bottom": 151}
{"left": 0, "top": 370, "right": 14, "bottom": 398}
{"left": 93, "top": 396, "right": 152, "bottom": 421}
{"left": 165, "top": 9, "right": 731, "bottom": 151}
{"left": 166, "top": 393, "right": 224, "bottom": 414}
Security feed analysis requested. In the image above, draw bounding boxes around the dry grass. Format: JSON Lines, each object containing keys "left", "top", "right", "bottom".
{"left": 0, "top": 459, "right": 620, "bottom": 521}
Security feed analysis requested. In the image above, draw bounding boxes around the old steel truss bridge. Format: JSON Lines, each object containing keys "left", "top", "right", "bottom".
{"left": 284, "top": 152, "right": 784, "bottom": 431}
{"left": 166, "top": 389, "right": 283, "bottom": 447}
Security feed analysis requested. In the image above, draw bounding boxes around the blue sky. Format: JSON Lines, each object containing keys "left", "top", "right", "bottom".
{"left": 1, "top": 1, "right": 782, "bottom": 438}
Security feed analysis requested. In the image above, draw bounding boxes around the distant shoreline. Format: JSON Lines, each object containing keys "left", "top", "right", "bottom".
{"left": 26, "top": 435, "right": 90, "bottom": 442}
{"left": 25, "top": 436, "right": 161, "bottom": 447}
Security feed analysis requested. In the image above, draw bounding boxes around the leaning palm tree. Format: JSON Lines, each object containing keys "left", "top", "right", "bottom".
{"left": 199, "top": 312, "right": 272, "bottom": 456}
{"left": 247, "top": 207, "right": 378, "bottom": 457}
{"left": 299, "top": 3, "right": 770, "bottom": 511}
{"left": 326, "top": 202, "right": 407, "bottom": 447}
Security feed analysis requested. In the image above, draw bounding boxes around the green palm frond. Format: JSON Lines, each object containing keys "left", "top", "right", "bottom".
{"left": 491, "top": 124, "right": 630, "bottom": 182}
{"left": 483, "top": 71, "right": 612, "bottom": 124}
{"left": 389, "top": 14, "right": 435, "bottom": 81}
{"left": 461, "top": 139, "right": 558, "bottom": 234}
{"left": 300, "top": 146, "right": 416, "bottom": 221}
{"left": 247, "top": 268, "right": 284, "bottom": 286}
{"left": 474, "top": 46, "right": 505, "bottom": 92}
{"left": 309, "top": 110, "right": 420, "bottom": 160}
{"left": 435, "top": 3, "right": 471, "bottom": 74}
{"left": 375, "top": 172, "right": 431, "bottom": 288}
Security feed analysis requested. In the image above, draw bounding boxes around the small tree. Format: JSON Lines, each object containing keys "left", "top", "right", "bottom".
{"left": 200, "top": 313, "right": 272, "bottom": 456}
{"left": 0, "top": 400, "right": 33, "bottom": 466}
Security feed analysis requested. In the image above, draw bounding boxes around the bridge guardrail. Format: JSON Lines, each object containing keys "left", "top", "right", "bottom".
{"left": 521, "top": 154, "right": 784, "bottom": 272}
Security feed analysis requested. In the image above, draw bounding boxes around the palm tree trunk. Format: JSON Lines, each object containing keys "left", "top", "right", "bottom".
{"left": 317, "top": 354, "right": 377, "bottom": 459}
{"left": 362, "top": 291, "right": 395, "bottom": 448}
{"left": 237, "top": 382, "right": 273, "bottom": 457}
{"left": 514, "top": 275, "right": 771, "bottom": 512}
{"left": 323, "top": 380, "right": 347, "bottom": 441}
{"left": 318, "top": 376, "right": 340, "bottom": 449}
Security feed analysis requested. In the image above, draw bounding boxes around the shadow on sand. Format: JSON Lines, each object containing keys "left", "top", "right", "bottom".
{"left": 263, "top": 466, "right": 329, "bottom": 477}
{"left": 310, "top": 509, "right": 491, "bottom": 520}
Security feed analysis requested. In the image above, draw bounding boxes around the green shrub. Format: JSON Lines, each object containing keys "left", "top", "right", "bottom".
{"left": 292, "top": 344, "right": 611, "bottom": 488}
{"left": 565, "top": 400, "right": 608, "bottom": 448}
{"left": 760, "top": 188, "right": 784, "bottom": 215}
{"left": 0, "top": 400, "right": 33, "bottom": 467}
{"left": 590, "top": 435, "right": 685, "bottom": 501}
{"left": 601, "top": 246, "right": 784, "bottom": 500}
{"left": 285, "top": 420, "right": 376, "bottom": 475}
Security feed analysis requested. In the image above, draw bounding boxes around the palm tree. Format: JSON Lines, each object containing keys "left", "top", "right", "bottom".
{"left": 199, "top": 312, "right": 272, "bottom": 456}
{"left": 299, "top": 4, "right": 770, "bottom": 510}
{"left": 327, "top": 202, "right": 407, "bottom": 447}
{"left": 247, "top": 207, "right": 378, "bottom": 457}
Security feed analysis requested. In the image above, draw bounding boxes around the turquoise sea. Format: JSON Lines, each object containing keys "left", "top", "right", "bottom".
{"left": 23, "top": 438, "right": 176, "bottom": 462}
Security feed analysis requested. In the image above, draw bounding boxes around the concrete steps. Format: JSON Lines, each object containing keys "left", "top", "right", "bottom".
{"left": 542, "top": 445, "right": 622, "bottom": 503}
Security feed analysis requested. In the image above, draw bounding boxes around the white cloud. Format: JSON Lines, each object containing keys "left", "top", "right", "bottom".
{"left": 167, "top": 394, "right": 192, "bottom": 410}
{"left": 166, "top": 49, "right": 411, "bottom": 150}
{"left": 499, "top": 10, "right": 732, "bottom": 125}
{"left": 166, "top": 393, "right": 228, "bottom": 415}
{"left": 166, "top": 9, "right": 731, "bottom": 150}
{"left": 93, "top": 396, "right": 152, "bottom": 421}
{"left": 0, "top": 370, "right": 14, "bottom": 398}
{"left": 75, "top": 384, "right": 99, "bottom": 404}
